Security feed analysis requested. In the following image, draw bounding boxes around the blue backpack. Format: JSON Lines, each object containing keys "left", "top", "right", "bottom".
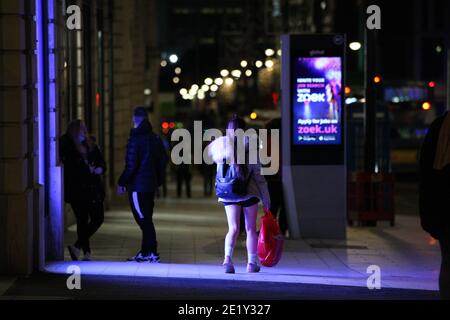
{"left": 215, "top": 163, "right": 252, "bottom": 200}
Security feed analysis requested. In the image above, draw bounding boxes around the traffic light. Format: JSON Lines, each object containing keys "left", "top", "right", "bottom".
{"left": 271, "top": 92, "right": 279, "bottom": 107}
{"left": 96, "top": 93, "right": 101, "bottom": 107}
{"left": 427, "top": 81, "right": 436, "bottom": 102}
{"left": 373, "top": 75, "right": 382, "bottom": 84}
{"left": 344, "top": 86, "right": 352, "bottom": 95}
{"left": 422, "top": 102, "right": 432, "bottom": 111}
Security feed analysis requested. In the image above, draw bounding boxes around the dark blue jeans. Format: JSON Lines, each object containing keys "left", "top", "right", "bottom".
{"left": 71, "top": 200, "right": 104, "bottom": 254}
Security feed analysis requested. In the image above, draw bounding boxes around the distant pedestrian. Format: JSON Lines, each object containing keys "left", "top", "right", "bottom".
{"left": 201, "top": 139, "right": 215, "bottom": 197}
{"left": 117, "top": 107, "right": 167, "bottom": 263}
{"left": 419, "top": 111, "right": 450, "bottom": 300}
{"left": 176, "top": 160, "right": 192, "bottom": 198}
{"left": 156, "top": 134, "right": 170, "bottom": 198}
{"left": 209, "top": 115, "right": 270, "bottom": 274}
{"left": 60, "top": 120, "right": 106, "bottom": 261}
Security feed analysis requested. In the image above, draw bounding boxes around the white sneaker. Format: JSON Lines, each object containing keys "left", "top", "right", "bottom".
{"left": 149, "top": 253, "right": 161, "bottom": 263}
{"left": 82, "top": 251, "right": 92, "bottom": 261}
{"left": 127, "top": 252, "right": 144, "bottom": 262}
{"left": 68, "top": 245, "right": 81, "bottom": 261}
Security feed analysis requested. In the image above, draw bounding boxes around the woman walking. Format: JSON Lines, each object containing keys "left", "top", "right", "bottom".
{"left": 60, "top": 120, "right": 106, "bottom": 261}
{"left": 209, "top": 116, "right": 271, "bottom": 273}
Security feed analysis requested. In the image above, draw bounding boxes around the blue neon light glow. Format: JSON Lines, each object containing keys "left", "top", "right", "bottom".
{"left": 36, "top": 0, "right": 45, "bottom": 184}
{"left": 47, "top": 0, "right": 57, "bottom": 165}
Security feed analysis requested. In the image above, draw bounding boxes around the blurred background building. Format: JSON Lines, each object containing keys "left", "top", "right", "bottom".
{"left": 1, "top": 0, "right": 450, "bottom": 275}
{"left": 0, "top": 0, "right": 160, "bottom": 274}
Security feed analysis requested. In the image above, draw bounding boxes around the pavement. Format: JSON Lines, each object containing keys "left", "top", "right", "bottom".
{"left": 0, "top": 278, "right": 16, "bottom": 297}
{"left": 2, "top": 273, "right": 438, "bottom": 300}
{"left": 0, "top": 178, "right": 442, "bottom": 299}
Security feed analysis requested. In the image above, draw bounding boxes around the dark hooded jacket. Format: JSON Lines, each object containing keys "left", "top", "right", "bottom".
{"left": 118, "top": 119, "right": 167, "bottom": 192}
{"left": 60, "top": 134, "right": 106, "bottom": 204}
{"left": 419, "top": 112, "right": 450, "bottom": 240}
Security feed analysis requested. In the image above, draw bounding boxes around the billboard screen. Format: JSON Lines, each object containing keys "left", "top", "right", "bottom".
{"left": 292, "top": 57, "right": 343, "bottom": 145}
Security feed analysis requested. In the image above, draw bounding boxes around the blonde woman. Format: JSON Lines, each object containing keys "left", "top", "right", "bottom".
{"left": 210, "top": 116, "right": 270, "bottom": 274}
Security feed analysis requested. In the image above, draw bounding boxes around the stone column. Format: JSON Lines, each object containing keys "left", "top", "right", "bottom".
{"left": 0, "top": 0, "right": 41, "bottom": 275}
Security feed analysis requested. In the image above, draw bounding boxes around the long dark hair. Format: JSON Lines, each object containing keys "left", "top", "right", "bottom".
{"left": 66, "top": 119, "right": 95, "bottom": 152}
{"left": 226, "top": 115, "right": 247, "bottom": 177}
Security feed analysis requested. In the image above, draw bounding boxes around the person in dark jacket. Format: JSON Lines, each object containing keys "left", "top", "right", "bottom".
{"left": 419, "top": 112, "right": 450, "bottom": 300}
{"left": 60, "top": 120, "right": 106, "bottom": 261}
{"left": 117, "top": 107, "right": 167, "bottom": 263}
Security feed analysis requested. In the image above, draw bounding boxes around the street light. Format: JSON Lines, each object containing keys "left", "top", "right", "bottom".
{"left": 179, "top": 88, "right": 187, "bottom": 95}
{"left": 189, "top": 86, "right": 198, "bottom": 96}
{"left": 265, "top": 60, "right": 274, "bottom": 68}
{"left": 225, "top": 77, "right": 234, "bottom": 86}
{"left": 240, "top": 60, "right": 248, "bottom": 68}
{"left": 160, "top": 60, "right": 167, "bottom": 67}
{"left": 204, "top": 78, "right": 213, "bottom": 85}
{"left": 255, "top": 60, "right": 263, "bottom": 68}
{"left": 265, "top": 48, "right": 275, "bottom": 57}
{"left": 231, "top": 70, "right": 241, "bottom": 78}
{"left": 173, "top": 77, "right": 179, "bottom": 84}
{"left": 245, "top": 69, "right": 252, "bottom": 77}
{"left": 169, "top": 54, "right": 178, "bottom": 63}
{"left": 175, "top": 67, "right": 181, "bottom": 74}
{"left": 349, "top": 42, "right": 362, "bottom": 51}
{"left": 201, "top": 84, "right": 209, "bottom": 92}
{"left": 220, "top": 69, "right": 229, "bottom": 77}
{"left": 210, "top": 84, "right": 218, "bottom": 92}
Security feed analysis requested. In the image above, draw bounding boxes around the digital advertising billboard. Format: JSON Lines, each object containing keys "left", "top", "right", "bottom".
{"left": 292, "top": 57, "right": 343, "bottom": 145}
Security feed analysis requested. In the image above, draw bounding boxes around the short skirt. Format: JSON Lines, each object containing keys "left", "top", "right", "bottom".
{"left": 221, "top": 196, "right": 260, "bottom": 208}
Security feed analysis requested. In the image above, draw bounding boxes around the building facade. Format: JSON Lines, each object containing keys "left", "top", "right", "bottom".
{"left": 0, "top": 0, "right": 160, "bottom": 275}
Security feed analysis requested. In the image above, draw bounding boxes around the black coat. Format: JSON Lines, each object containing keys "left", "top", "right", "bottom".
{"left": 60, "top": 134, "right": 106, "bottom": 204}
{"left": 419, "top": 113, "right": 450, "bottom": 240}
{"left": 118, "top": 120, "right": 167, "bottom": 192}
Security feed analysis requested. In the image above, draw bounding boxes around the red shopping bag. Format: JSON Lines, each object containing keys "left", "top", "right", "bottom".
{"left": 257, "top": 209, "right": 284, "bottom": 267}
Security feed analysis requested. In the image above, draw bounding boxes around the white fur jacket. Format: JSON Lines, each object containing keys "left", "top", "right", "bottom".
{"left": 207, "top": 135, "right": 271, "bottom": 208}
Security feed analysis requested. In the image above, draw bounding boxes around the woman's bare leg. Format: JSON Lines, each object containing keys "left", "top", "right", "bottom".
{"left": 224, "top": 204, "right": 241, "bottom": 264}
{"left": 244, "top": 204, "right": 259, "bottom": 263}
